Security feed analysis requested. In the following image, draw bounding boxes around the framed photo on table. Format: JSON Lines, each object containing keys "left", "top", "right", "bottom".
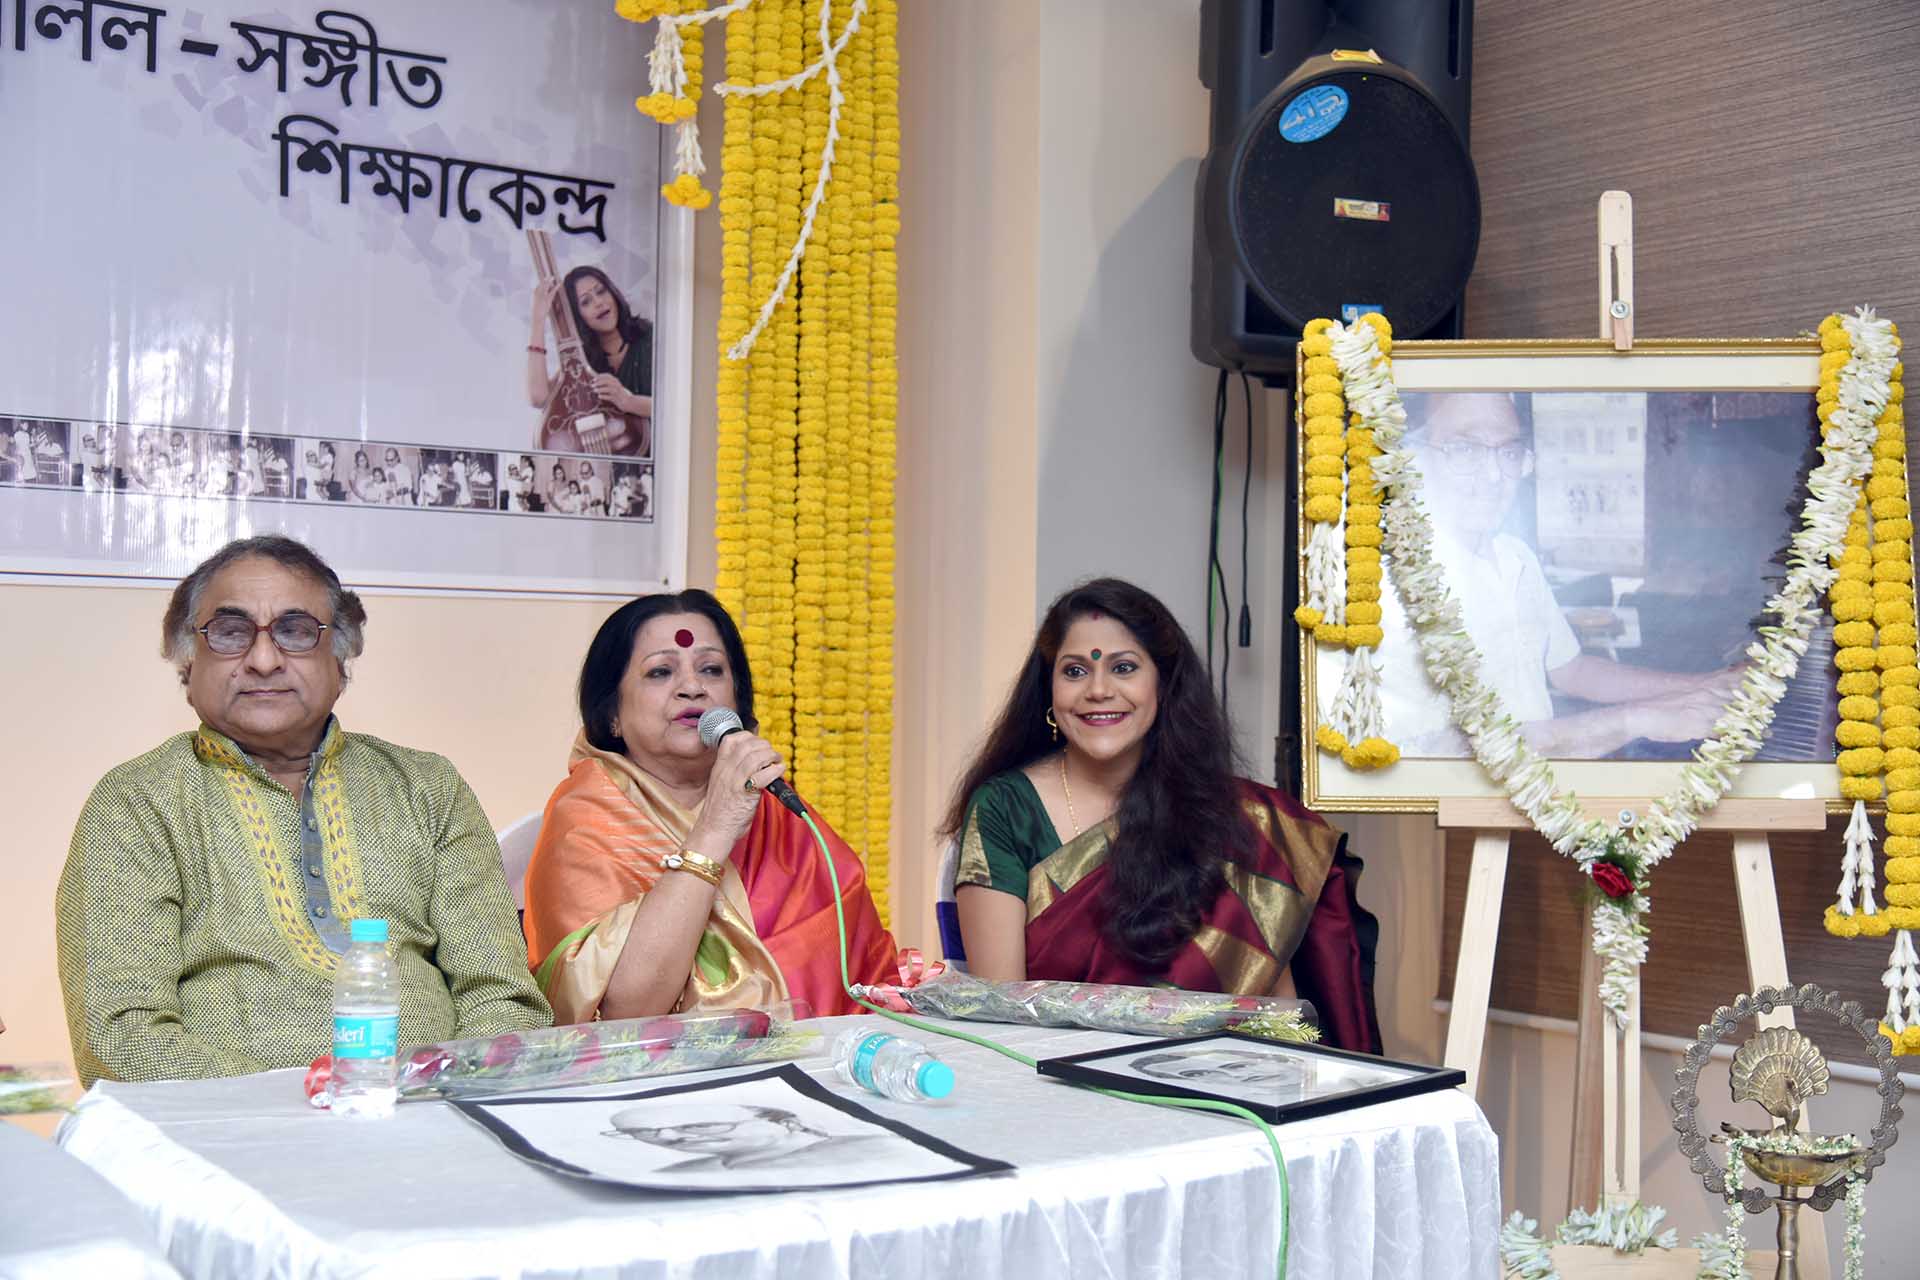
{"left": 1297, "top": 339, "right": 1875, "bottom": 811}
{"left": 1036, "top": 1032, "right": 1464, "bottom": 1124}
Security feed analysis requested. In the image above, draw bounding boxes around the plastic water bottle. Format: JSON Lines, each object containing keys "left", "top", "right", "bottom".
{"left": 330, "top": 918, "right": 399, "bottom": 1118}
{"left": 832, "top": 1027, "right": 955, "bottom": 1102}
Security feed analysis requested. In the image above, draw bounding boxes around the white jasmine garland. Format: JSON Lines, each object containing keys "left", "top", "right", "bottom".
{"left": 1304, "top": 521, "right": 1346, "bottom": 624}
{"left": 1496, "top": 1201, "right": 1686, "bottom": 1279}
{"left": 1327, "top": 646, "right": 1386, "bottom": 743}
{"left": 1331, "top": 310, "right": 1898, "bottom": 1024}
{"left": 1836, "top": 802, "right": 1879, "bottom": 917}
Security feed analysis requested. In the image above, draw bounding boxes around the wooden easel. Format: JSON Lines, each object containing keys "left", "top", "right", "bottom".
{"left": 1438, "top": 192, "right": 1830, "bottom": 1275}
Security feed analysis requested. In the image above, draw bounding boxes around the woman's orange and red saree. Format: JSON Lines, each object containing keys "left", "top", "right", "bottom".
{"left": 523, "top": 734, "right": 898, "bottom": 1023}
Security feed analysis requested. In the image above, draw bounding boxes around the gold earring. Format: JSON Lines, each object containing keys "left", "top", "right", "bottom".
{"left": 1045, "top": 708, "right": 1058, "bottom": 743}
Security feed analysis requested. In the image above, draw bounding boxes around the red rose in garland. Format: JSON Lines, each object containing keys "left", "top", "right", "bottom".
{"left": 1590, "top": 862, "right": 1635, "bottom": 900}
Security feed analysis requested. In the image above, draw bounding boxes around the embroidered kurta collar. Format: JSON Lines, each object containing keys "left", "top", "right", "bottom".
{"left": 193, "top": 716, "right": 345, "bottom": 783}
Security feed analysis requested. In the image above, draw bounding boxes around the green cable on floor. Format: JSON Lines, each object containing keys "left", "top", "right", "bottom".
{"left": 800, "top": 808, "right": 1292, "bottom": 1280}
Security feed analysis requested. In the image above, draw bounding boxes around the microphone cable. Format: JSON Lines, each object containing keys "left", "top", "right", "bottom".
{"left": 797, "top": 806, "right": 1294, "bottom": 1280}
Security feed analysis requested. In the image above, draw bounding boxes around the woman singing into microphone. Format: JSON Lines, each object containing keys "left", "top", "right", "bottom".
{"left": 523, "top": 591, "right": 898, "bottom": 1023}
{"left": 944, "top": 578, "right": 1380, "bottom": 1051}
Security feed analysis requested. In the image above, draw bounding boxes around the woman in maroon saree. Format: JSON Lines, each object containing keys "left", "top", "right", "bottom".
{"left": 945, "top": 578, "right": 1380, "bottom": 1052}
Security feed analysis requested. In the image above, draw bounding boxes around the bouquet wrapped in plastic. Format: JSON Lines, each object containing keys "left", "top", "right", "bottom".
{"left": 306, "top": 1003, "right": 821, "bottom": 1107}
{"left": 0, "top": 1063, "right": 77, "bottom": 1115}
{"left": 850, "top": 968, "right": 1319, "bottom": 1043}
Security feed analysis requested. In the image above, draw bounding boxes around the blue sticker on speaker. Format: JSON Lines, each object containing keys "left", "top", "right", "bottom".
{"left": 1278, "top": 85, "right": 1348, "bottom": 143}
{"left": 1341, "top": 304, "right": 1383, "bottom": 322}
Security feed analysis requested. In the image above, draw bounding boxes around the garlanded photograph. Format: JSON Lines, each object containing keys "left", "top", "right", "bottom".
{"left": 1298, "top": 340, "right": 1877, "bottom": 811}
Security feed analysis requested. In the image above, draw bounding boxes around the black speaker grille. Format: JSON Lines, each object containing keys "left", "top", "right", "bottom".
{"left": 1231, "top": 70, "right": 1478, "bottom": 336}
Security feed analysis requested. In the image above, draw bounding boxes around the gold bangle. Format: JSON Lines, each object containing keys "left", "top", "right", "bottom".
{"left": 663, "top": 848, "right": 725, "bottom": 887}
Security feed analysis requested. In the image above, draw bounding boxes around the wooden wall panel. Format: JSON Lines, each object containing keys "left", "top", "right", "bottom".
{"left": 1466, "top": 0, "right": 1920, "bottom": 340}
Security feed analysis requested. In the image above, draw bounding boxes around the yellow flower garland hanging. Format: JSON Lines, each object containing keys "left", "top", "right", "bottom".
{"left": 1811, "top": 311, "right": 1920, "bottom": 1054}
{"left": 627, "top": 0, "right": 898, "bottom": 923}
{"left": 1295, "top": 313, "right": 1399, "bottom": 770}
{"left": 864, "top": 1, "right": 900, "bottom": 914}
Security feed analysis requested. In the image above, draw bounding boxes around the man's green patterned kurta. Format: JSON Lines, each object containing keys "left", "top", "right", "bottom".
{"left": 57, "top": 720, "right": 550, "bottom": 1085}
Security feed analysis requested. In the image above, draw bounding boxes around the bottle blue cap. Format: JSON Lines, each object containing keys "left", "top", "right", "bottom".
{"left": 916, "top": 1059, "right": 955, "bottom": 1100}
{"left": 349, "top": 918, "right": 389, "bottom": 943}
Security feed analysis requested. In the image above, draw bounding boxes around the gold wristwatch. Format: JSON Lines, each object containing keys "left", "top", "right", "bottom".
{"left": 664, "top": 848, "right": 725, "bottom": 887}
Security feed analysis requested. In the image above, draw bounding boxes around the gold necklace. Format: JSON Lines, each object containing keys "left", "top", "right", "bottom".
{"left": 1058, "top": 752, "right": 1080, "bottom": 838}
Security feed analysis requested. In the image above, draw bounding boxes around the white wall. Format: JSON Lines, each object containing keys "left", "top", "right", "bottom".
{"left": 1030, "top": 0, "right": 1284, "bottom": 780}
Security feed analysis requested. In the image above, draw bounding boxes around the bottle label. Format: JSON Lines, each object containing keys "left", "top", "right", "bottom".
{"left": 334, "top": 1013, "right": 398, "bottom": 1060}
{"left": 849, "top": 1032, "right": 891, "bottom": 1089}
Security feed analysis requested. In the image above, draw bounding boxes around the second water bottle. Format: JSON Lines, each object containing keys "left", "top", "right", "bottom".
{"left": 832, "top": 1027, "right": 955, "bottom": 1102}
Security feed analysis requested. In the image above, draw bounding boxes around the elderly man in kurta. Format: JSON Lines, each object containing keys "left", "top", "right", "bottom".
{"left": 57, "top": 535, "right": 549, "bottom": 1085}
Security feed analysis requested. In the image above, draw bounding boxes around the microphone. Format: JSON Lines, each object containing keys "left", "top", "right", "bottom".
{"left": 697, "top": 707, "right": 807, "bottom": 816}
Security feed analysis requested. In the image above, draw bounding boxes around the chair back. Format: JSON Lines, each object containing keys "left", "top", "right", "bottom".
{"left": 933, "top": 836, "right": 968, "bottom": 971}
{"left": 495, "top": 810, "right": 541, "bottom": 910}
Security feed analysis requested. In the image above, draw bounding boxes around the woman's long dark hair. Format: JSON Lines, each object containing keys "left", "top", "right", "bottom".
{"left": 563, "top": 266, "right": 653, "bottom": 374}
{"left": 940, "top": 578, "right": 1246, "bottom": 971}
{"left": 578, "top": 589, "right": 755, "bottom": 754}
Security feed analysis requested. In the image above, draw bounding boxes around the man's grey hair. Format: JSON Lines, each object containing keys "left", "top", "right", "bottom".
{"left": 161, "top": 535, "right": 367, "bottom": 681}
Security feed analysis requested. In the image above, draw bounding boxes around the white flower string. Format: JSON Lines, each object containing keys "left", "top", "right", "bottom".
{"left": 1332, "top": 309, "right": 1897, "bottom": 1024}
{"left": 637, "top": 0, "right": 864, "bottom": 362}
{"left": 1723, "top": 1144, "right": 1748, "bottom": 1280}
{"left": 1303, "top": 520, "right": 1346, "bottom": 625}
{"left": 1325, "top": 646, "right": 1386, "bottom": 745}
{"left": 641, "top": 0, "right": 753, "bottom": 194}
{"left": 1843, "top": 1172, "right": 1867, "bottom": 1280}
{"left": 1497, "top": 1202, "right": 1683, "bottom": 1279}
{"left": 1883, "top": 929, "right": 1920, "bottom": 1033}
{"left": 1835, "top": 801, "right": 1880, "bottom": 918}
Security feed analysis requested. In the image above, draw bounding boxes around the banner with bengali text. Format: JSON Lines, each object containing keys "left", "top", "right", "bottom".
{"left": 0, "top": 0, "right": 691, "bottom": 595}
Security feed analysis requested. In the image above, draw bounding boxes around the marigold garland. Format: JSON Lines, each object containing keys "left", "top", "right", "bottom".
{"left": 1811, "top": 312, "right": 1920, "bottom": 1054}
{"left": 1294, "top": 313, "right": 1399, "bottom": 770}
{"left": 864, "top": 1, "right": 899, "bottom": 913}
{"left": 633, "top": 0, "right": 899, "bottom": 923}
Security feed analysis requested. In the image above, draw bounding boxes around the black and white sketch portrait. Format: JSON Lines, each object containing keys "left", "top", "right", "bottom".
{"left": 458, "top": 1066, "right": 1009, "bottom": 1194}
{"left": 602, "top": 1101, "right": 913, "bottom": 1174}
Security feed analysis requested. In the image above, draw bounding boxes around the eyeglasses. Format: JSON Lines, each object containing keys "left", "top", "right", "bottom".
{"left": 606, "top": 1119, "right": 743, "bottom": 1141}
{"left": 196, "top": 611, "right": 330, "bottom": 657}
{"left": 1414, "top": 438, "right": 1534, "bottom": 478}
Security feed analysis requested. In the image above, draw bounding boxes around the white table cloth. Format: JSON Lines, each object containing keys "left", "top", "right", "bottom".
{"left": 56, "top": 1017, "right": 1500, "bottom": 1279}
{"left": 0, "top": 1119, "right": 182, "bottom": 1280}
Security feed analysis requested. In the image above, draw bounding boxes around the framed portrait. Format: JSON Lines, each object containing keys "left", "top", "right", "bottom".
{"left": 1297, "top": 339, "right": 1886, "bottom": 811}
{"left": 1036, "top": 1032, "right": 1464, "bottom": 1124}
{"left": 455, "top": 1065, "right": 1011, "bottom": 1194}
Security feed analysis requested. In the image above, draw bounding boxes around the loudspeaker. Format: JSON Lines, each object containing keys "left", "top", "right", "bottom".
{"left": 1192, "top": 0, "right": 1479, "bottom": 378}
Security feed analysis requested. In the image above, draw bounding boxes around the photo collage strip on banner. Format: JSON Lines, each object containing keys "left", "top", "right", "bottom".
{"left": 0, "top": 418, "right": 655, "bottom": 522}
